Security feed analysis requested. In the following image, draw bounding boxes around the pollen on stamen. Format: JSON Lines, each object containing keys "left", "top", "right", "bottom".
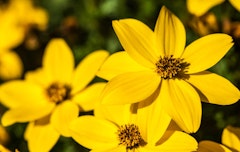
{"left": 46, "top": 82, "right": 71, "bottom": 103}
{"left": 117, "top": 124, "right": 144, "bottom": 150}
{"left": 155, "top": 55, "right": 189, "bottom": 79}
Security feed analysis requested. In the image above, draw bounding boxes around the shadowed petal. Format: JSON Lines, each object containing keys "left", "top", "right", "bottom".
{"left": 187, "top": 71, "right": 240, "bottom": 105}
{"left": 1, "top": 103, "right": 55, "bottom": 126}
{"left": 97, "top": 51, "right": 148, "bottom": 81}
{"left": 160, "top": 79, "right": 201, "bottom": 133}
{"left": 50, "top": 101, "right": 79, "bottom": 137}
{"left": 24, "top": 122, "right": 60, "bottom": 152}
{"left": 43, "top": 38, "right": 74, "bottom": 84}
{"left": 72, "top": 82, "right": 106, "bottom": 111}
{"left": 182, "top": 34, "right": 233, "bottom": 74}
{"left": 71, "top": 50, "right": 109, "bottom": 94}
{"left": 198, "top": 140, "right": 232, "bottom": 152}
{"left": 155, "top": 6, "right": 186, "bottom": 57}
{"left": 69, "top": 116, "right": 118, "bottom": 150}
{"left": 101, "top": 71, "right": 161, "bottom": 105}
{"left": 112, "top": 19, "right": 158, "bottom": 68}
{"left": 222, "top": 126, "right": 240, "bottom": 151}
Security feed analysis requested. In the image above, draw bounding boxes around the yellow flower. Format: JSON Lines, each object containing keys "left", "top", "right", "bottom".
{"left": 0, "top": 38, "right": 109, "bottom": 151}
{"left": 197, "top": 140, "right": 232, "bottom": 152}
{"left": 221, "top": 125, "right": 240, "bottom": 151}
{"left": 69, "top": 102, "right": 198, "bottom": 152}
{"left": 97, "top": 6, "right": 240, "bottom": 133}
{"left": 187, "top": 0, "right": 240, "bottom": 16}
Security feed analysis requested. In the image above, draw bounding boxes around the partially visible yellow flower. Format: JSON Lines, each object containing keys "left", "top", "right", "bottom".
{"left": 69, "top": 102, "right": 198, "bottom": 151}
{"left": 0, "top": 38, "right": 109, "bottom": 151}
{"left": 97, "top": 6, "right": 240, "bottom": 133}
{"left": 222, "top": 125, "right": 240, "bottom": 151}
{"left": 197, "top": 140, "right": 232, "bottom": 152}
{"left": 187, "top": 0, "right": 240, "bottom": 16}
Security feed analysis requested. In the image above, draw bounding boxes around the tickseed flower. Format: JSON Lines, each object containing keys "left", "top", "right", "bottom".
{"left": 221, "top": 125, "right": 240, "bottom": 151}
{"left": 197, "top": 140, "right": 232, "bottom": 152}
{"left": 0, "top": 38, "right": 109, "bottom": 151}
{"left": 69, "top": 102, "right": 198, "bottom": 152}
{"left": 97, "top": 6, "right": 240, "bottom": 133}
{"left": 187, "top": 0, "right": 240, "bottom": 16}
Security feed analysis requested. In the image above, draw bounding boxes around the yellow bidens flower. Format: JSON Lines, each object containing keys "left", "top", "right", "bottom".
{"left": 197, "top": 140, "right": 232, "bottom": 152}
{"left": 0, "top": 38, "right": 109, "bottom": 152}
{"left": 69, "top": 103, "right": 198, "bottom": 152}
{"left": 187, "top": 0, "right": 240, "bottom": 16}
{"left": 97, "top": 6, "right": 240, "bottom": 133}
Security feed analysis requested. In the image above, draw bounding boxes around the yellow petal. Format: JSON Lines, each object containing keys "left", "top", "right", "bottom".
{"left": 72, "top": 82, "right": 106, "bottom": 111}
{"left": 198, "top": 140, "right": 232, "bottom": 152}
{"left": 112, "top": 19, "right": 158, "bottom": 68}
{"left": 101, "top": 71, "right": 161, "bottom": 105}
{"left": 0, "top": 145, "right": 11, "bottom": 152}
{"left": 187, "top": 0, "right": 225, "bottom": 16}
{"left": 71, "top": 50, "right": 109, "bottom": 94}
{"left": 0, "top": 81, "right": 47, "bottom": 108}
{"left": 94, "top": 104, "right": 133, "bottom": 126}
{"left": 160, "top": 79, "right": 201, "bottom": 133}
{"left": 97, "top": 51, "right": 148, "bottom": 81}
{"left": 24, "top": 122, "right": 60, "bottom": 152}
{"left": 25, "top": 68, "right": 50, "bottom": 87}
{"left": 187, "top": 71, "right": 240, "bottom": 105}
{"left": 43, "top": 38, "right": 74, "bottom": 84}
{"left": 230, "top": 0, "right": 240, "bottom": 12}
{"left": 154, "top": 6, "right": 186, "bottom": 57}
{"left": 222, "top": 126, "right": 240, "bottom": 151}
{"left": 182, "top": 34, "right": 234, "bottom": 74}
{"left": 69, "top": 116, "right": 118, "bottom": 150}
{"left": 137, "top": 90, "right": 171, "bottom": 145}
{"left": 1, "top": 103, "right": 55, "bottom": 126}
{"left": 156, "top": 130, "right": 198, "bottom": 151}
{"left": 50, "top": 101, "right": 79, "bottom": 137}
{"left": 0, "top": 50, "right": 23, "bottom": 80}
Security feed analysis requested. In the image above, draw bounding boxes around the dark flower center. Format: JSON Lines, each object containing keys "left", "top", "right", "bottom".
{"left": 155, "top": 55, "right": 189, "bottom": 79}
{"left": 117, "top": 124, "right": 144, "bottom": 150}
{"left": 46, "top": 82, "right": 71, "bottom": 103}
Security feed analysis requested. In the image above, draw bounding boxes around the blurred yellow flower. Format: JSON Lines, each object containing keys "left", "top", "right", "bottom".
{"left": 69, "top": 103, "right": 198, "bottom": 151}
{"left": 187, "top": 0, "right": 240, "bottom": 16}
{"left": 0, "top": 38, "right": 109, "bottom": 151}
{"left": 222, "top": 125, "right": 240, "bottom": 151}
{"left": 97, "top": 6, "right": 240, "bottom": 133}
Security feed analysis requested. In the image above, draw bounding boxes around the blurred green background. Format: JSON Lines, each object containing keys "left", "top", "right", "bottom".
{"left": 0, "top": 0, "right": 240, "bottom": 151}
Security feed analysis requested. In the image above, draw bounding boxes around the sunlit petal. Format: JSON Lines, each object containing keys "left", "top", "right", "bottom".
{"left": 182, "top": 34, "right": 233, "bottom": 74}
{"left": 43, "top": 38, "right": 74, "bottom": 84}
{"left": 187, "top": 0, "right": 225, "bottom": 16}
{"left": 1, "top": 103, "right": 55, "bottom": 126}
{"left": 69, "top": 116, "right": 118, "bottom": 150}
{"left": 101, "top": 71, "right": 160, "bottom": 105}
{"left": 137, "top": 89, "right": 171, "bottom": 145}
{"left": 112, "top": 19, "right": 158, "bottom": 68}
{"left": 97, "top": 51, "right": 148, "bottom": 81}
{"left": 156, "top": 130, "right": 198, "bottom": 151}
{"left": 71, "top": 50, "right": 109, "bottom": 94}
{"left": 25, "top": 68, "right": 50, "bottom": 87}
{"left": 0, "top": 81, "right": 47, "bottom": 108}
{"left": 187, "top": 71, "right": 240, "bottom": 105}
{"left": 198, "top": 140, "right": 232, "bottom": 152}
{"left": 50, "top": 101, "right": 79, "bottom": 137}
{"left": 24, "top": 122, "right": 60, "bottom": 152}
{"left": 222, "top": 126, "right": 240, "bottom": 151}
{"left": 160, "top": 79, "right": 201, "bottom": 133}
{"left": 155, "top": 6, "right": 186, "bottom": 57}
{"left": 230, "top": 0, "right": 240, "bottom": 12}
{"left": 72, "top": 82, "right": 106, "bottom": 111}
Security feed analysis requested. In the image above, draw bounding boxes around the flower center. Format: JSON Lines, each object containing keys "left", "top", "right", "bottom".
{"left": 46, "top": 82, "right": 71, "bottom": 103}
{"left": 155, "top": 55, "right": 189, "bottom": 79}
{"left": 117, "top": 124, "right": 143, "bottom": 150}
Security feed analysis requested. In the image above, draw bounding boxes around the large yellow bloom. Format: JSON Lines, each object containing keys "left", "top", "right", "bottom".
{"left": 0, "top": 38, "right": 109, "bottom": 151}
{"left": 97, "top": 6, "right": 240, "bottom": 133}
{"left": 187, "top": 0, "right": 240, "bottom": 16}
{"left": 69, "top": 102, "right": 198, "bottom": 152}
